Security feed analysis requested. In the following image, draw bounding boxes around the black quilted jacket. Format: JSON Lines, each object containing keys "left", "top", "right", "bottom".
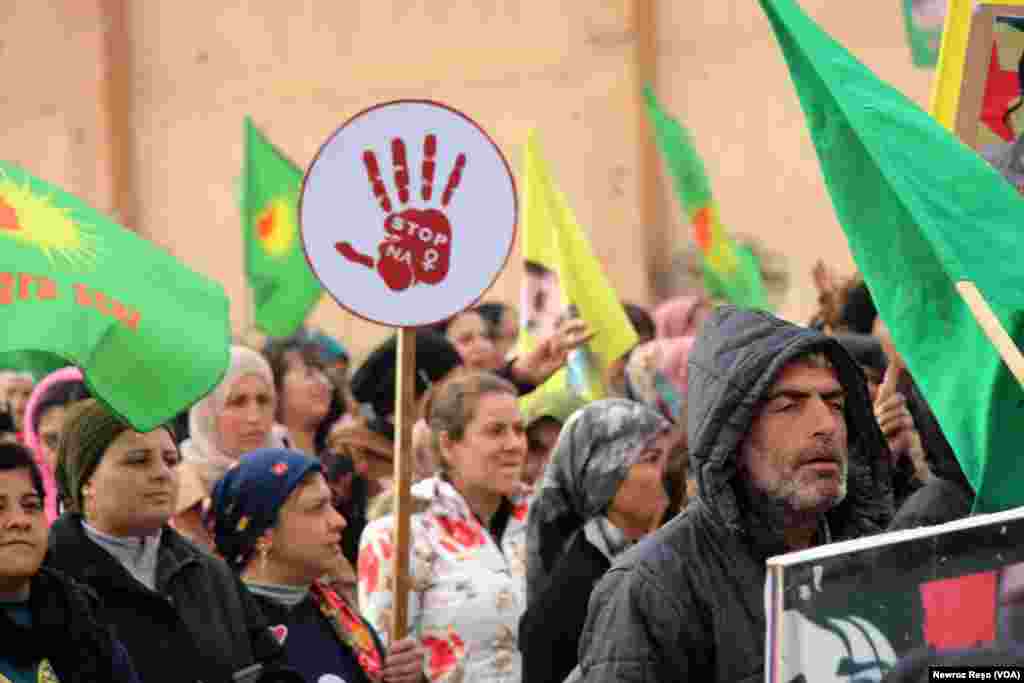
{"left": 576, "top": 306, "right": 894, "bottom": 683}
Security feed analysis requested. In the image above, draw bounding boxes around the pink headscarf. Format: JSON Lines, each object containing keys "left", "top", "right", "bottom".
{"left": 654, "top": 295, "right": 708, "bottom": 339}
{"left": 657, "top": 337, "right": 695, "bottom": 394}
{"left": 23, "top": 366, "right": 84, "bottom": 524}
{"left": 625, "top": 337, "right": 696, "bottom": 422}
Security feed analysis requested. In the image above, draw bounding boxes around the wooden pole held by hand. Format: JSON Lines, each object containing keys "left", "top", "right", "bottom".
{"left": 390, "top": 327, "right": 417, "bottom": 643}
{"left": 956, "top": 281, "right": 1024, "bottom": 387}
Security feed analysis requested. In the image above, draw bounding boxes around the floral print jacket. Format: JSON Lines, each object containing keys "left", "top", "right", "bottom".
{"left": 358, "top": 476, "right": 530, "bottom": 683}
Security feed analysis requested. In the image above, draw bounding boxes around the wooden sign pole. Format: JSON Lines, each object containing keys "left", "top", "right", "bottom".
{"left": 298, "top": 99, "right": 518, "bottom": 644}
{"left": 390, "top": 327, "right": 417, "bottom": 642}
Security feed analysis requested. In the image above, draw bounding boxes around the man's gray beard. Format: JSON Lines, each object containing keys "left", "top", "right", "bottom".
{"left": 736, "top": 466, "right": 847, "bottom": 539}
{"left": 737, "top": 475, "right": 792, "bottom": 533}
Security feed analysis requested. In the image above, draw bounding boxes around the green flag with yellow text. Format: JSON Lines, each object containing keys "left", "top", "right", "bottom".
{"left": 0, "top": 160, "right": 230, "bottom": 431}
{"left": 243, "top": 118, "right": 322, "bottom": 337}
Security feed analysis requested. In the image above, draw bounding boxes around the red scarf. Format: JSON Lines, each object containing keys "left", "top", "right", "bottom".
{"left": 310, "top": 580, "right": 384, "bottom": 681}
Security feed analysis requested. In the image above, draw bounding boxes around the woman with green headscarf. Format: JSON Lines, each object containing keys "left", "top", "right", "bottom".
{"left": 46, "top": 399, "right": 294, "bottom": 683}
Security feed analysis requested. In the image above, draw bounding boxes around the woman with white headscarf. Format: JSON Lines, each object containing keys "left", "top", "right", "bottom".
{"left": 173, "top": 346, "right": 283, "bottom": 546}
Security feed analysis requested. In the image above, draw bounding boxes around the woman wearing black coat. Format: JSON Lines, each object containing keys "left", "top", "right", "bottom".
{"left": 0, "top": 442, "right": 138, "bottom": 683}
{"left": 520, "top": 400, "right": 683, "bottom": 683}
{"left": 46, "top": 399, "right": 291, "bottom": 683}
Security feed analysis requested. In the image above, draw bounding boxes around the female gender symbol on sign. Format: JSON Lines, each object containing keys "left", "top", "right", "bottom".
{"left": 300, "top": 100, "right": 517, "bottom": 328}
{"left": 299, "top": 101, "right": 517, "bottom": 645}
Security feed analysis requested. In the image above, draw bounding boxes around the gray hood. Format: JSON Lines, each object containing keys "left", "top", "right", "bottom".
{"left": 687, "top": 306, "right": 892, "bottom": 555}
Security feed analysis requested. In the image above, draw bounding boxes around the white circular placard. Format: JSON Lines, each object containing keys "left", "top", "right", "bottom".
{"left": 300, "top": 100, "right": 517, "bottom": 328}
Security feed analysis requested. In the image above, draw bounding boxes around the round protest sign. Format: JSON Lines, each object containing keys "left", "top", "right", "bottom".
{"left": 300, "top": 100, "right": 517, "bottom": 327}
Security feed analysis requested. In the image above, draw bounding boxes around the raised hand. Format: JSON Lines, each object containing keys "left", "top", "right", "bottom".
{"left": 811, "top": 260, "right": 841, "bottom": 331}
{"left": 512, "top": 318, "right": 596, "bottom": 386}
{"left": 874, "top": 389, "right": 930, "bottom": 481}
{"left": 337, "top": 134, "right": 466, "bottom": 292}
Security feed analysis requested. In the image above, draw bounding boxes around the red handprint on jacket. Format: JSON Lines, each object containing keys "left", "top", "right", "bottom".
{"left": 336, "top": 134, "right": 466, "bottom": 292}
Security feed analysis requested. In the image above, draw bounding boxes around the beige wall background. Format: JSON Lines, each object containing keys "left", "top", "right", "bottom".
{"left": 2, "top": 1, "right": 934, "bottom": 364}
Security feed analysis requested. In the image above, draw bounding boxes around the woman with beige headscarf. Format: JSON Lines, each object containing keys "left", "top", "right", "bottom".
{"left": 173, "top": 345, "right": 284, "bottom": 547}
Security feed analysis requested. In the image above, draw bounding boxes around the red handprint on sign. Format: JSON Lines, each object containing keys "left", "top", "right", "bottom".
{"left": 336, "top": 135, "right": 466, "bottom": 292}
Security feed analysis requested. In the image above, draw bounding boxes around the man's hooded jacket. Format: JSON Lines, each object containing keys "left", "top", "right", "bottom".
{"left": 576, "top": 306, "right": 893, "bottom": 683}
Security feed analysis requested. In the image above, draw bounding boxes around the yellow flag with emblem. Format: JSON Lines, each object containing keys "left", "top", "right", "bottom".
{"left": 517, "top": 130, "right": 638, "bottom": 403}
{"left": 930, "top": 0, "right": 1024, "bottom": 135}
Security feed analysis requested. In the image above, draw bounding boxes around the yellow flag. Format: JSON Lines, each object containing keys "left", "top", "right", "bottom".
{"left": 518, "top": 130, "right": 638, "bottom": 401}
{"left": 929, "top": 0, "right": 974, "bottom": 128}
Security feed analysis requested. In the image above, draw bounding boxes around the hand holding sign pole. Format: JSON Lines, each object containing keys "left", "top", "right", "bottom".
{"left": 300, "top": 100, "right": 517, "bottom": 642}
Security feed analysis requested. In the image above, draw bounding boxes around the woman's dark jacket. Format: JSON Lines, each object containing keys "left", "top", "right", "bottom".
{"left": 0, "top": 566, "right": 139, "bottom": 683}
{"left": 519, "top": 531, "right": 611, "bottom": 683}
{"left": 45, "top": 514, "right": 283, "bottom": 683}
{"left": 251, "top": 591, "right": 385, "bottom": 683}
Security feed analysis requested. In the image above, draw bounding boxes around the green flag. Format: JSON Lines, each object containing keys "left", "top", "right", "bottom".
{"left": 243, "top": 118, "right": 322, "bottom": 337}
{"left": 761, "top": 0, "right": 1024, "bottom": 512}
{"left": 0, "top": 350, "right": 66, "bottom": 380}
{"left": 0, "top": 161, "right": 230, "bottom": 431}
{"left": 642, "top": 86, "right": 769, "bottom": 310}
{"left": 901, "top": 0, "right": 943, "bottom": 68}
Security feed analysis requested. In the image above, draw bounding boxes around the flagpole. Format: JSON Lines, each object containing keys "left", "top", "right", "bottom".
{"left": 635, "top": 0, "right": 665, "bottom": 301}
{"left": 243, "top": 280, "right": 254, "bottom": 344}
{"left": 956, "top": 281, "right": 1024, "bottom": 386}
{"left": 390, "top": 327, "right": 417, "bottom": 643}
{"left": 98, "top": 0, "right": 138, "bottom": 231}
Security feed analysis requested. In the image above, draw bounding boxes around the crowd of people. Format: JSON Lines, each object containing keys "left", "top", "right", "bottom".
{"left": 0, "top": 271, "right": 1000, "bottom": 682}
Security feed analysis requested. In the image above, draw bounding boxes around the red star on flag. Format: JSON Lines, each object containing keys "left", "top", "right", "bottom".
{"left": 982, "top": 43, "right": 1021, "bottom": 142}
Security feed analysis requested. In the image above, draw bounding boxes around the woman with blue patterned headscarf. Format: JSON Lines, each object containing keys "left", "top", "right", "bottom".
{"left": 210, "top": 448, "right": 425, "bottom": 683}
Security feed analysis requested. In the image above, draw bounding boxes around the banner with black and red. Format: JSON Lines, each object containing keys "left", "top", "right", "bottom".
{"left": 766, "top": 507, "right": 1024, "bottom": 682}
